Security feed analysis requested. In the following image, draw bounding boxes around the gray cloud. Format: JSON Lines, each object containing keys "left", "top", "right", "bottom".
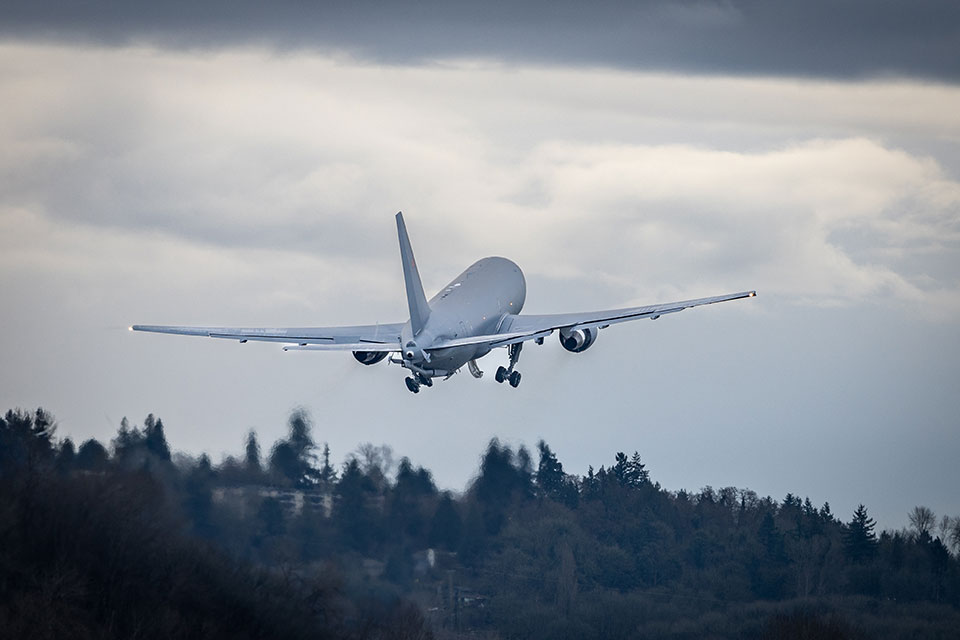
{"left": 3, "top": 1, "right": 960, "bottom": 81}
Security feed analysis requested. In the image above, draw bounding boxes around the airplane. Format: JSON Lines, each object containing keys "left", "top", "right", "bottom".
{"left": 133, "top": 212, "right": 755, "bottom": 393}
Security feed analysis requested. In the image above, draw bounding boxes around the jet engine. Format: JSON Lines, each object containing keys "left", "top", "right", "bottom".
{"left": 558, "top": 327, "right": 598, "bottom": 353}
{"left": 353, "top": 350, "right": 388, "bottom": 365}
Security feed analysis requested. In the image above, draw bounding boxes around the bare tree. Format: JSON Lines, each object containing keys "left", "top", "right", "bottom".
{"left": 939, "top": 515, "right": 952, "bottom": 541}
{"left": 352, "top": 443, "right": 395, "bottom": 477}
{"left": 948, "top": 517, "right": 960, "bottom": 555}
{"left": 908, "top": 505, "right": 936, "bottom": 538}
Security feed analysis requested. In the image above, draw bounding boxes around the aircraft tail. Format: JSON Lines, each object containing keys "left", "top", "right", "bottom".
{"left": 396, "top": 212, "right": 431, "bottom": 335}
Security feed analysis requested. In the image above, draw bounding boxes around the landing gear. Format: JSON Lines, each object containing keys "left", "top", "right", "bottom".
{"left": 404, "top": 377, "right": 420, "bottom": 393}
{"left": 496, "top": 343, "right": 523, "bottom": 388}
{"left": 417, "top": 373, "right": 433, "bottom": 387}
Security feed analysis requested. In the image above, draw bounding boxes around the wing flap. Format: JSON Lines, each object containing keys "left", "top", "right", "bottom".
{"left": 427, "top": 329, "right": 553, "bottom": 351}
{"left": 283, "top": 343, "right": 401, "bottom": 352}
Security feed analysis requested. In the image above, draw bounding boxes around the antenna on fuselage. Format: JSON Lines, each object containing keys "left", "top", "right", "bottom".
{"left": 396, "top": 212, "right": 431, "bottom": 336}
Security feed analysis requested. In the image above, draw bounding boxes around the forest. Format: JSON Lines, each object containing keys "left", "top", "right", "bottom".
{"left": 2, "top": 406, "right": 959, "bottom": 639}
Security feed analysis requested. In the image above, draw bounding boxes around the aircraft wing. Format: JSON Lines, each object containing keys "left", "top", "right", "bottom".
{"left": 131, "top": 322, "right": 404, "bottom": 351}
{"left": 426, "top": 291, "right": 755, "bottom": 350}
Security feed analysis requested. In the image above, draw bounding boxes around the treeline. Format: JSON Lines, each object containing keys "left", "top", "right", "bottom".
{"left": 3, "top": 406, "right": 960, "bottom": 639}
{"left": 0, "top": 408, "right": 431, "bottom": 640}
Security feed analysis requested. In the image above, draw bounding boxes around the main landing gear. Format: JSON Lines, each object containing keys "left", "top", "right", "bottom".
{"left": 495, "top": 343, "right": 523, "bottom": 388}
{"left": 405, "top": 372, "right": 434, "bottom": 394}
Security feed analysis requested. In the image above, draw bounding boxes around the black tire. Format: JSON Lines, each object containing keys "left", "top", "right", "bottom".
{"left": 509, "top": 371, "right": 521, "bottom": 388}
{"left": 418, "top": 374, "right": 433, "bottom": 387}
{"left": 495, "top": 366, "right": 508, "bottom": 383}
{"left": 405, "top": 377, "right": 420, "bottom": 393}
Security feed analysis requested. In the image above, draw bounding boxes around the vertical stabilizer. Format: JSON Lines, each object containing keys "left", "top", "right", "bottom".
{"left": 396, "top": 212, "right": 431, "bottom": 335}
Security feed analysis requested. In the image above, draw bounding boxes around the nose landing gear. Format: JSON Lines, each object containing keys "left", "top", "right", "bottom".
{"left": 405, "top": 377, "right": 420, "bottom": 393}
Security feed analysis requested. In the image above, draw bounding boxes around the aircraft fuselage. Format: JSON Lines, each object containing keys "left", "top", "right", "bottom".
{"left": 400, "top": 256, "right": 525, "bottom": 376}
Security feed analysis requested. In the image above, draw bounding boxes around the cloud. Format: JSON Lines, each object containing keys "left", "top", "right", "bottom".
{"left": 1, "top": 44, "right": 958, "bottom": 318}
{"left": 2, "top": 1, "right": 960, "bottom": 81}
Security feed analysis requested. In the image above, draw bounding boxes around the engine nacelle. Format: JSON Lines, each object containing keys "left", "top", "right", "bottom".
{"left": 558, "top": 327, "right": 598, "bottom": 353}
{"left": 352, "top": 350, "right": 388, "bottom": 365}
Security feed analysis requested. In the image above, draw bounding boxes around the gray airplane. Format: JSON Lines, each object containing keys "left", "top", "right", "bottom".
{"left": 133, "top": 212, "right": 755, "bottom": 393}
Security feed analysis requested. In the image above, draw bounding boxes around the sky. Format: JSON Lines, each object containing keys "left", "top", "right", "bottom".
{"left": 1, "top": 1, "right": 958, "bottom": 531}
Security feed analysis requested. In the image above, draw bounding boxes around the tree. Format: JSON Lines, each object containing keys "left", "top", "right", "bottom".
{"left": 750, "top": 510, "right": 790, "bottom": 598}
{"left": 334, "top": 458, "right": 378, "bottom": 549}
{"left": 244, "top": 430, "right": 261, "bottom": 473}
{"left": 353, "top": 443, "right": 394, "bottom": 490}
{"left": 318, "top": 443, "right": 337, "bottom": 485}
{"left": 56, "top": 437, "right": 76, "bottom": 473}
{"left": 536, "top": 440, "right": 565, "bottom": 499}
{"left": 143, "top": 415, "right": 171, "bottom": 461}
{"left": 429, "top": 492, "right": 462, "bottom": 550}
{"left": 611, "top": 451, "right": 649, "bottom": 489}
{"left": 947, "top": 517, "right": 960, "bottom": 555}
{"left": 844, "top": 504, "right": 878, "bottom": 563}
{"left": 471, "top": 439, "right": 534, "bottom": 535}
{"left": 629, "top": 451, "right": 649, "bottom": 486}
{"left": 909, "top": 505, "right": 936, "bottom": 539}
{"left": 0, "top": 408, "right": 57, "bottom": 472}
{"left": 76, "top": 438, "right": 109, "bottom": 470}
{"left": 287, "top": 409, "right": 313, "bottom": 456}
{"left": 269, "top": 410, "right": 320, "bottom": 488}
{"left": 112, "top": 417, "right": 143, "bottom": 463}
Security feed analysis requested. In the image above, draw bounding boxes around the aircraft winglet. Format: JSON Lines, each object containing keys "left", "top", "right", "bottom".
{"left": 396, "top": 212, "right": 431, "bottom": 335}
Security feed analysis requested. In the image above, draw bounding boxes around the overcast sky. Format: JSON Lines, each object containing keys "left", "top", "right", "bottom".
{"left": 1, "top": 2, "right": 958, "bottom": 531}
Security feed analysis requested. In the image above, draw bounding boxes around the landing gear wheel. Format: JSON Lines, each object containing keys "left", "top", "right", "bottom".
{"left": 417, "top": 373, "right": 433, "bottom": 387}
{"left": 495, "top": 366, "right": 508, "bottom": 383}
{"left": 509, "top": 371, "right": 522, "bottom": 388}
{"left": 404, "top": 377, "right": 420, "bottom": 393}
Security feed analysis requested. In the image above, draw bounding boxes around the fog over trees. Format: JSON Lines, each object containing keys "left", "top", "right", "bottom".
{"left": 2, "top": 406, "right": 959, "bottom": 639}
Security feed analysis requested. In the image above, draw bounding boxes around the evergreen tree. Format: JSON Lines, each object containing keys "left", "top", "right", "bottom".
{"left": 819, "top": 501, "right": 834, "bottom": 522}
{"left": 429, "top": 492, "right": 462, "bottom": 550}
{"left": 143, "top": 415, "right": 171, "bottom": 461}
{"left": 628, "top": 451, "right": 649, "bottom": 486}
{"left": 319, "top": 443, "right": 337, "bottom": 485}
{"left": 844, "top": 504, "right": 878, "bottom": 563}
{"left": 56, "top": 437, "right": 76, "bottom": 473}
{"left": 288, "top": 409, "right": 313, "bottom": 456}
{"left": 536, "top": 440, "right": 565, "bottom": 500}
{"left": 244, "top": 429, "right": 261, "bottom": 473}
{"left": 334, "top": 458, "right": 377, "bottom": 549}
{"left": 76, "top": 438, "right": 108, "bottom": 470}
{"left": 0, "top": 408, "right": 57, "bottom": 471}
{"left": 612, "top": 451, "right": 647, "bottom": 488}
{"left": 750, "top": 511, "right": 790, "bottom": 598}
{"left": 269, "top": 410, "right": 320, "bottom": 488}
{"left": 112, "top": 417, "right": 144, "bottom": 461}
{"left": 612, "top": 452, "right": 630, "bottom": 487}
{"left": 581, "top": 466, "right": 600, "bottom": 500}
